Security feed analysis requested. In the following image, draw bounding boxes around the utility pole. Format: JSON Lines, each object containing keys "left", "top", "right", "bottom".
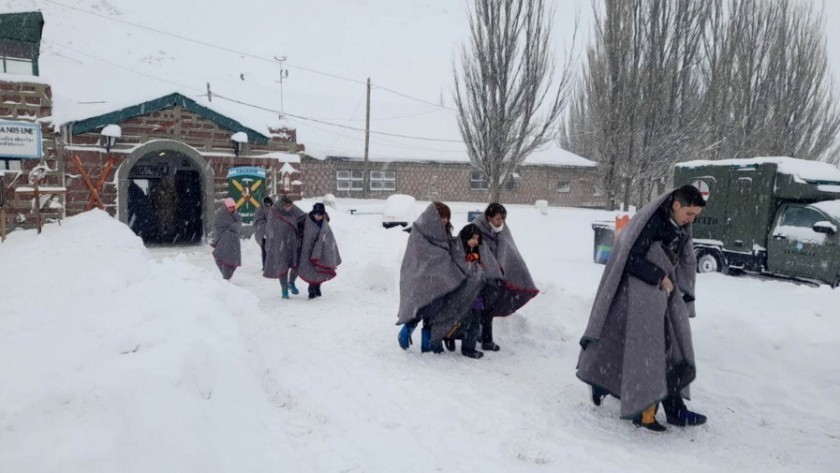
{"left": 274, "top": 56, "right": 289, "bottom": 117}
{"left": 363, "top": 77, "right": 371, "bottom": 199}
{"left": 206, "top": 82, "right": 212, "bottom": 102}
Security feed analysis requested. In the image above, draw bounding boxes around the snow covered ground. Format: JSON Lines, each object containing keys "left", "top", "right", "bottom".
{"left": 1, "top": 199, "right": 838, "bottom": 472}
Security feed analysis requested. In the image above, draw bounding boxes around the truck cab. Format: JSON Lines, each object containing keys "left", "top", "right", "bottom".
{"left": 767, "top": 201, "right": 840, "bottom": 285}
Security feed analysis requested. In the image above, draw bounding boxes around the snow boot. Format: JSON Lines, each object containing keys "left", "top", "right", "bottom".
{"left": 308, "top": 286, "right": 316, "bottom": 299}
{"left": 461, "top": 347, "right": 484, "bottom": 359}
{"left": 444, "top": 338, "right": 456, "bottom": 352}
{"left": 281, "top": 289, "right": 290, "bottom": 300}
{"left": 665, "top": 409, "right": 708, "bottom": 427}
{"left": 663, "top": 396, "right": 707, "bottom": 426}
{"left": 481, "top": 341, "right": 500, "bottom": 351}
{"left": 591, "top": 385, "right": 609, "bottom": 406}
{"left": 398, "top": 324, "right": 416, "bottom": 350}
{"left": 632, "top": 405, "right": 666, "bottom": 432}
{"left": 420, "top": 327, "right": 432, "bottom": 352}
{"left": 288, "top": 282, "right": 299, "bottom": 295}
{"left": 314, "top": 285, "right": 322, "bottom": 297}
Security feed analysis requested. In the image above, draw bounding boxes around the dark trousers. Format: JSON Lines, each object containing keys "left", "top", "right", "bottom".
{"left": 458, "top": 309, "right": 482, "bottom": 350}
{"left": 260, "top": 238, "right": 267, "bottom": 269}
{"left": 478, "top": 285, "right": 502, "bottom": 343}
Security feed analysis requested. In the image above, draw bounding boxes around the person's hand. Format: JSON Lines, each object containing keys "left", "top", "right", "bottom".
{"left": 661, "top": 276, "right": 674, "bottom": 294}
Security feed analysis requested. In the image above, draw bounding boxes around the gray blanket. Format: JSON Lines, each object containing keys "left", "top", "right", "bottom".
{"left": 473, "top": 215, "right": 538, "bottom": 317}
{"left": 577, "top": 190, "right": 697, "bottom": 419}
{"left": 396, "top": 204, "right": 484, "bottom": 342}
{"left": 253, "top": 205, "right": 268, "bottom": 247}
{"left": 263, "top": 204, "right": 306, "bottom": 278}
{"left": 298, "top": 216, "right": 342, "bottom": 284}
{"left": 211, "top": 208, "right": 241, "bottom": 267}
{"left": 428, "top": 241, "right": 495, "bottom": 342}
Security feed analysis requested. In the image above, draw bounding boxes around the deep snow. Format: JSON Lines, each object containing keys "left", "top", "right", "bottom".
{"left": 1, "top": 199, "right": 838, "bottom": 472}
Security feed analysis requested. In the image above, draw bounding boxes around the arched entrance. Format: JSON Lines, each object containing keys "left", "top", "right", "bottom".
{"left": 117, "top": 141, "right": 215, "bottom": 244}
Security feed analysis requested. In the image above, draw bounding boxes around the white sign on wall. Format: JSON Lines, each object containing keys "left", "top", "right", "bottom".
{"left": 0, "top": 121, "right": 43, "bottom": 160}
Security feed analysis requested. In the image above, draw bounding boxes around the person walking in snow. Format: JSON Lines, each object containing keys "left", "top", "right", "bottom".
{"left": 263, "top": 194, "right": 306, "bottom": 299}
{"left": 253, "top": 195, "right": 273, "bottom": 270}
{"left": 211, "top": 197, "right": 242, "bottom": 280}
{"left": 471, "top": 203, "right": 539, "bottom": 351}
{"left": 396, "top": 202, "right": 483, "bottom": 354}
{"left": 577, "top": 185, "right": 708, "bottom": 432}
{"left": 298, "top": 203, "right": 342, "bottom": 299}
{"left": 441, "top": 223, "right": 504, "bottom": 359}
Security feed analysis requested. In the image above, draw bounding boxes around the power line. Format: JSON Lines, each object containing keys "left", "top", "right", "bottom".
{"left": 212, "top": 93, "right": 463, "bottom": 143}
{"left": 41, "top": 0, "right": 452, "bottom": 109}
{"left": 42, "top": 39, "right": 205, "bottom": 94}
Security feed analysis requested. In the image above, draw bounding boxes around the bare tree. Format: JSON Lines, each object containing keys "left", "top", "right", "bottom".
{"left": 561, "top": 0, "right": 710, "bottom": 208}
{"left": 700, "top": 0, "right": 840, "bottom": 162}
{"left": 453, "top": 0, "right": 575, "bottom": 203}
{"left": 562, "top": 0, "right": 839, "bottom": 208}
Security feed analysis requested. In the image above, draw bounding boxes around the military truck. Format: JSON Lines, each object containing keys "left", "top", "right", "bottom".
{"left": 674, "top": 157, "right": 840, "bottom": 287}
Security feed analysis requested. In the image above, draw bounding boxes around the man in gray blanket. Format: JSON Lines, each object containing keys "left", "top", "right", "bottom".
{"left": 577, "top": 185, "right": 707, "bottom": 432}
{"left": 211, "top": 197, "right": 242, "bottom": 280}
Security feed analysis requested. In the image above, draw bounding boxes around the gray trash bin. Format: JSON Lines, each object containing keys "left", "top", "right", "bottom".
{"left": 591, "top": 222, "right": 615, "bottom": 264}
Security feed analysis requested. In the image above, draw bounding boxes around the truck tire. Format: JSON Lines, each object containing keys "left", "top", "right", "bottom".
{"left": 696, "top": 251, "right": 721, "bottom": 273}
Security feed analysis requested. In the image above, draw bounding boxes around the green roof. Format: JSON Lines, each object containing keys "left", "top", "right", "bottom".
{"left": 0, "top": 11, "right": 44, "bottom": 43}
{"left": 67, "top": 93, "right": 269, "bottom": 144}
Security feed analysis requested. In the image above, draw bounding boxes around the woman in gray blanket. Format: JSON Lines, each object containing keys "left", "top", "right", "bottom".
{"left": 211, "top": 197, "right": 241, "bottom": 280}
{"left": 263, "top": 194, "right": 307, "bottom": 299}
{"left": 396, "top": 202, "right": 487, "bottom": 355}
{"left": 472, "top": 203, "right": 539, "bottom": 351}
{"left": 298, "top": 203, "right": 342, "bottom": 299}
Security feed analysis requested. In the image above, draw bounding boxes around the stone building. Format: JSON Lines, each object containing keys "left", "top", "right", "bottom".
{"left": 0, "top": 13, "right": 303, "bottom": 243}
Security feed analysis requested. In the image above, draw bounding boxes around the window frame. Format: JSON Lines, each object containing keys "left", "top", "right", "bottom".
{"left": 470, "top": 171, "right": 489, "bottom": 191}
{"left": 369, "top": 170, "right": 396, "bottom": 191}
{"left": 336, "top": 169, "right": 364, "bottom": 191}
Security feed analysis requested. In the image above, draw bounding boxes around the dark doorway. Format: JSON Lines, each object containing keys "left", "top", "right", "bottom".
{"left": 127, "top": 151, "right": 203, "bottom": 244}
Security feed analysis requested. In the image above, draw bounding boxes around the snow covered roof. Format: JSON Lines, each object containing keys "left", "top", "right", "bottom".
{"left": 677, "top": 157, "right": 840, "bottom": 183}
{"left": 63, "top": 92, "right": 272, "bottom": 144}
{"left": 321, "top": 144, "right": 596, "bottom": 168}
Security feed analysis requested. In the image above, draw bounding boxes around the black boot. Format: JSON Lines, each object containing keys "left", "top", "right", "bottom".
{"left": 461, "top": 347, "right": 484, "bottom": 359}
{"left": 480, "top": 313, "right": 500, "bottom": 351}
{"left": 591, "top": 385, "right": 609, "bottom": 406}
{"left": 663, "top": 395, "right": 707, "bottom": 426}
{"left": 308, "top": 285, "right": 317, "bottom": 299}
{"left": 315, "top": 285, "right": 322, "bottom": 297}
{"left": 444, "top": 338, "right": 456, "bottom": 352}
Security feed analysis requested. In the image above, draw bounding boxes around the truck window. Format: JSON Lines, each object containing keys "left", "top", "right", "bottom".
{"left": 779, "top": 206, "right": 823, "bottom": 228}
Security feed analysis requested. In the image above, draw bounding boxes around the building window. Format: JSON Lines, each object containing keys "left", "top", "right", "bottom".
{"left": 504, "top": 174, "right": 520, "bottom": 191}
{"left": 369, "top": 171, "right": 396, "bottom": 191}
{"left": 470, "top": 172, "right": 489, "bottom": 191}
{"left": 336, "top": 170, "right": 364, "bottom": 191}
{"left": 557, "top": 181, "right": 571, "bottom": 193}
{"left": 592, "top": 186, "right": 604, "bottom": 197}
{"left": 1, "top": 55, "right": 33, "bottom": 74}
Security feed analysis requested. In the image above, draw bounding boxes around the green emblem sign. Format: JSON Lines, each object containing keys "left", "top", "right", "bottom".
{"left": 227, "top": 166, "right": 266, "bottom": 224}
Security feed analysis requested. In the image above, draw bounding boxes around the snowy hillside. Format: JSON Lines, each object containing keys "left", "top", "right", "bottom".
{"left": 1, "top": 200, "right": 838, "bottom": 472}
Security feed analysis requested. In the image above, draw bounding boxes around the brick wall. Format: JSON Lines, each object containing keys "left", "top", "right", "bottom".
{"left": 301, "top": 156, "right": 606, "bottom": 208}
{"left": 0, "top": 79, "right": 60, "bottom": 233}
{"left": 63, "top": 106, "right": 302, "bottom": 218}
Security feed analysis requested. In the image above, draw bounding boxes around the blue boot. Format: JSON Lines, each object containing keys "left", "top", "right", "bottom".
{"left": 398, "top": 324, "right": 416, "bottom": 350}
{"left": 281, "top": 289, "right": 289, "bottom": 299}
{"left": 288, "top": 282, "right": 299, "bottom": 295}
{"left": 420, "top": 328, "right": 433, "bottom": 353}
